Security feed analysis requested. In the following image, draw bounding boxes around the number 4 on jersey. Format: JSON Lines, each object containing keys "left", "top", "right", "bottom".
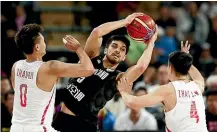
{"left": 190, "top": 101, "right": 199, "bottom": 123}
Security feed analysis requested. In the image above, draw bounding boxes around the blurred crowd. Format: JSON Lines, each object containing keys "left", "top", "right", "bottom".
{"left": 1, "top": 1, "right": 217, "bottom": 132}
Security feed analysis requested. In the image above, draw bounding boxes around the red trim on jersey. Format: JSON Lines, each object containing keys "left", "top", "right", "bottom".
{"left": 40, "top": 90, "right": 55, "bottom": 125}
{"left": 166, "top": 126, "right": 172, "bottom": 132}
{"left": 43, "top": 126, "right": 47, "bottom": 132}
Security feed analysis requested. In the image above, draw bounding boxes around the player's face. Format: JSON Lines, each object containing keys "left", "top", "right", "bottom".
{"left": 106, "top": 40, "right": 127, "bottom": 64}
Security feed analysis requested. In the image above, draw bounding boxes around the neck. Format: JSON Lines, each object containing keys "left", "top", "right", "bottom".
{"left": 26, "top": 54, "right": 42, "bottom": 62}
{"left": 103, "top": 56, "right": 118, "bottom": 70}
{"left": 129, "top": 110, "right": 140, "bottom": 124}
{"left": 171, "top": 74, "right": 188, "bottom": 82}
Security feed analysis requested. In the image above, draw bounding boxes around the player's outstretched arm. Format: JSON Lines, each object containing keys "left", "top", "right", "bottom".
{"left": 118, "top": 77, "right": 172, "bottom": 109}
{"left": 85, "top": 13, "right": 144, "bottom": 59}
{"left": 181, "top": 41, "right": 205, "bottom": 92}
{"left": 47, "top": 35, "right": 94, "bottom": 78}
{"left": 123, "top": 25, "right": 158, "bottom": 84}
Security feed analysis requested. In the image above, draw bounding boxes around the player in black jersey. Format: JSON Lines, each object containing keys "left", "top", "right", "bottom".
{"left": 52, "top": 13, "right": 158, "bottom": 132}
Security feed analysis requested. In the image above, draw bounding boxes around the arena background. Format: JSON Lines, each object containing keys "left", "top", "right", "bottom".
{"left": 1, "top": 1, "right": 217, "bottom": 132}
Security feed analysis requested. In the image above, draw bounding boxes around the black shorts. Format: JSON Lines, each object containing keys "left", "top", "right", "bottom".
{"left": 52, "top": 111, "right": 99, "bottom": 132}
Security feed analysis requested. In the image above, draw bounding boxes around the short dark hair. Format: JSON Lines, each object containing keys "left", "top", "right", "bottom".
{"left": 169, "top": 51, "right": 193, "bottom": 75}
{"left": 204, "top": 90, "right": 217, "bottom": 97}
{"left": 105, "top": 35, "right": 130, "bottom": 54}
{"left": 14, "top": 24, "right": 43, "bottom": 54}
{"left": 134, "top": 86, "right": 147, "bottom": 94}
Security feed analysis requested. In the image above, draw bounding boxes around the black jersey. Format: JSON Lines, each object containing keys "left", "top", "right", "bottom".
{"left": 62, "top": 55, "right": 120, "bottom": 124}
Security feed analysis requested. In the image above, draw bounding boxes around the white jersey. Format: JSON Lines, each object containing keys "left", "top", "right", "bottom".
{"left": 165, "top": 81, "right": 208, "bottom": 132}
{"left": 11, "top": 60, "right": 57, "bottom": 132}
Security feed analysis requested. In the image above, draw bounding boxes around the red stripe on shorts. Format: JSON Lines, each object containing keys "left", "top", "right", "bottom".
{"left": 43, "top": 126, "right": 47, "bottom": 132}
{"left": 166, "top": 126, "right": 172, "bottom": 132}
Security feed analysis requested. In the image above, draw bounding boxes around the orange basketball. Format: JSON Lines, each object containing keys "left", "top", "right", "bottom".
{"left": 126, "top": 14, "right": 156, "bottom": 43}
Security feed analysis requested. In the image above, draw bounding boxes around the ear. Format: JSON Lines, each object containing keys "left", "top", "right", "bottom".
{"left": 35, "top": 44, "right": 40, "bottom": 51}
{"left": 170, "top": 65, "right": 174, "bottom": 73}
{"left": 104, "top": 48, "right": 107, "bottom": 54}
{"left": 122, "top": 55, "right": 126, "bottom": 61}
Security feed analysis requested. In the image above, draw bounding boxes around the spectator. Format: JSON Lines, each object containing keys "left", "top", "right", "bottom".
{"left": 1, "top": 77, "right": 12, "bottom": 102}
{"left": 176, "top": 2, "right": 209, "bottom": 44}
{"left": 105, "top": 93, "right": 126, "bottom": 117}
{"left": 204, "top": 90, "right": 217, "bottom": 132}
{"left": 125, "top": 35, "right": 146, "bottom": 66}
{"left": 154, "top": 27, "right": 177, "bottom": 64}
{"left": 206, "top": 75, "right": 217, "bottom": 90}
{"left": 207, "top": 15, "right": 217, "bottom": 59}
{"left": 155, "top": 5, "right": 176, "bottom": 29}
{"left": 98, "top": 108, "right": 116, "bottom": 131}
{"left": 148, "top": 65, "right": 169, "bottom": 93}
{"left": 185, "top": 33, "right": 202, "bottom": 68}
{"left": 1, "top": 90, "right": 14, "bottom": 132}
{"left": 1, "top": 70, "right": 7, "bottom": 77}
{"left": 198, "top": 43, "right": 216, "bottom": 78}
{"left": 114, "top": 86, "right": 158, "bottom": 131}
{"left": 200, "top": 1, "right": 217, "bottom": 19}
{"left": 15, "top": 5, "right": 27, "bottom": 31}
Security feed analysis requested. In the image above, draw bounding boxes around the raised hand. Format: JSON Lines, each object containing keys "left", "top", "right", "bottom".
{"left": 145, "top": 25, "right": 158, "bottom": 45}
{"left": 124, "top": 12, "right": 144, "bottom": 25}
{"left": 181, "top": 40, "right": 190, "bottom": 54}
{"left": 117, "top": 77, "right": 132, "bottom": 93}
{"left": 63, "top": 35, "right": 81, "bottom": 52}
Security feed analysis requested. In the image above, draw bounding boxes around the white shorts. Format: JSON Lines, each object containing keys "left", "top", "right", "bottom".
{"left": 10, "top": 124, "right": 59, "bottom": 132}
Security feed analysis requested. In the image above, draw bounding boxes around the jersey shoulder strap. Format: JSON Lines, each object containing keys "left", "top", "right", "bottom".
{"left": 91, "top": 55, "right": 103, "bottom": 68}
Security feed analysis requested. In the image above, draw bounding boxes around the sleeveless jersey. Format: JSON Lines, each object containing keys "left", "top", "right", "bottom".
{"left": 165, "top": 81, "right": 208, "bottom": 132}
{"left": 63, "top": 55, "right": 120, "bottom": 124}
{"left": 12, "top": 60, "right": 56, "bottom": 127}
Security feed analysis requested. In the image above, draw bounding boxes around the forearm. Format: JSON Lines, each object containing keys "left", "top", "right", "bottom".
{"left": 76, "top": 47, "right": 94, "bottom": 70}
{"left": 120, "top": 91, "right": 146, "bottom": 109}
{"left": 94, "top": 19, "right": 127, "bottom": 37}
{"left": 136, "top": 44, "right": 154, "bottom": 69}
{"left": 125, "top": 44, "right": 154, "bottom": 83}
{"left": 188, "top": 65, "right": 204, "bottom": 84}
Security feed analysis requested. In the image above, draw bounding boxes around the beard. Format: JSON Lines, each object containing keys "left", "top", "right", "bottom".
{"left": 106, "top": 54, "right": 120, "bottom": 64}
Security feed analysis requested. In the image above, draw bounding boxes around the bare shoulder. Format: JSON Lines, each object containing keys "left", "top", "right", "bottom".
{"left": 40, "top": 60, "right": 59, "bottom": 72}
{"left": 156, "top": 83, "right": 174, "bottom": 95}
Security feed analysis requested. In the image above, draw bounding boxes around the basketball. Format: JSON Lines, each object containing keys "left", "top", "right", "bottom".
{"left": 126, "top": 14, "right": 156, "bottom": 42}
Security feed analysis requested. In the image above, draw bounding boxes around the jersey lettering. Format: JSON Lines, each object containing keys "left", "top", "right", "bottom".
{"left": 94, "top": 69, "right": 109, "bottom": 80}
{"left": 66, "top": 84, "right": 85, "bottom": 101}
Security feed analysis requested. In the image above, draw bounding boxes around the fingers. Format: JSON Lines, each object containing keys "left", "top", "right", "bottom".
{"left": 130, "top": 12, "right": 144, "bottom": 19}
{"left": 64, "top": 35, "right": 73, "bottom": 43}
{"left": 133, "top": 12, "right": 144, "bottom": 17}
{"left": 187, "top": 43, "right": 191, "bottom": 50}
{"left": 185, "top": 40, "right": 188, "bottom": 47}
{"left": 64, "top": 35, "right": 79, "bottom": 44}
{"left": 155, "top": 25, "right": 158, "bottom": 32}
{"left": 181, "top": 41, "right": 183, "bottom": 48}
